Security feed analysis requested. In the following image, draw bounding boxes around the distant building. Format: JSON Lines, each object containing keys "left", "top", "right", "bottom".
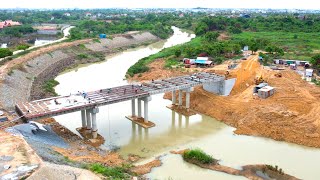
{"left": 85, "top": 12, "right": 92, "bottom": 17}
{"left": 0, "top": 20, "right": 21, "bottom": 29}
{"left": 64, "top": 13, "right": 71, "bottom": 17}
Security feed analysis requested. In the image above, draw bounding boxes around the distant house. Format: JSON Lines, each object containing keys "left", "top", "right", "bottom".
{"left": 0, "top": 20, "right": 21, "bottom": 29}
{"left": 64, "top": 13, "right": 71, "bottom": 17}
{"left": 85, "top": 12, "right": 92, "bottom": 17}
{"left": 179, "top": 13, "right": 184, "bottom": 18}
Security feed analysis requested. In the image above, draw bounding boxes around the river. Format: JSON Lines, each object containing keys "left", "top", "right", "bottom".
{"left": 54, "top": 27, "right": 320, "bottom": 180}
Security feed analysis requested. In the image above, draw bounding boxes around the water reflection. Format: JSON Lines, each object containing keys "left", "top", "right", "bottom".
{"left": 117, "top": 110, "right": 225, "bottom": 158}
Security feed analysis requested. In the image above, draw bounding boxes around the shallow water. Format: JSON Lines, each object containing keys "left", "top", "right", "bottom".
{"left": 54, "top": 27, "right": 320, "bottom": 180}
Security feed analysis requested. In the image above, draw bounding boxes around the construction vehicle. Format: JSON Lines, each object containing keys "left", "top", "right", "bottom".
{"left": 254, "top": 75, "right": 265, "bottom": 85}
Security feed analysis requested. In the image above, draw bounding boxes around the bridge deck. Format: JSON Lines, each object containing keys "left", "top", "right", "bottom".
{"left": 15, "top": 72, "right": 224, "bottom": 120}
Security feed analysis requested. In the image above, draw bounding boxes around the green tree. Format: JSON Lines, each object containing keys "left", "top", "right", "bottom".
{"left": 251, "top": 43, "right": 259, "bottom": 54}
{"left": 311, "top": 54, "right": 320, "bottom": 69}
{"left": 175, "top": 49, "right": 182, "bottom": 57}
{"left": 195, "top": 22, "right": 209, "bottom": 36}
{"left": 0, "top": 48, "right": 13, "bottom": 58}
{"left": 204, "top": 31, "right": 219, "bottom": 42}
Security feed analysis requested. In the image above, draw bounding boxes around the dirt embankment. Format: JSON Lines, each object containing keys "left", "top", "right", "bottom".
{"left": 0, "top": 32, "right": 159, "bottom": 110}
{"left": 131, "top": 56, "right": 320, "bottom": 148}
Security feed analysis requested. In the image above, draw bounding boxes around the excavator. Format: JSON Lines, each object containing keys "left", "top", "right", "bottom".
{"left": 254, "top": 75, "right": 265, "bottom": 85}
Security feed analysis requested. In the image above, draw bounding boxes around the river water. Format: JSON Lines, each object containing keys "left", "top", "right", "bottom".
{"left": 54, "top": 27, "right": 320, "bottom": 180}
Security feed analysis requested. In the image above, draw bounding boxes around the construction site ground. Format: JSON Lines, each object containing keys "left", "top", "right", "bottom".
{"left": 132, "top": 55, "right": 320, "bottom": 148}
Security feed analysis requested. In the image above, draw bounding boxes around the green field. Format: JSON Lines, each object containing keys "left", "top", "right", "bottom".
{"left": 232, "top": 31, "right": 320, "bottom": 61}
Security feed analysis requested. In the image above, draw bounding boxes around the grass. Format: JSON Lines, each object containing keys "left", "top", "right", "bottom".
{"left": 92, "top": 38, "right": 101, "bottom": 43}
{"left": 164, "top": 57, "right": 181, "bottom": 68}
{"left": 86, "top": 163, "right": 130, "bottom": 179}
{"left": 312, "top": 78, "right": 320, "bottom": 86}
{"left": 183, "top": 148, "right": 217, "bottom": 164}
{"left": 77, "top": 53, "right": 89, "bottom": 59}
{"left": 42, "top": 79, "right": 59, "bottom": 95}
{"left": 232, "top": 31, "right": 320, "bottom": 61}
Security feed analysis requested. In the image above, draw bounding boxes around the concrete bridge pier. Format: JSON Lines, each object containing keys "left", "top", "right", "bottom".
{"left": 185, "top": 87, "right": 194, "bottom": 111}
{"left": 86, "top": 109, "right": 92, "bottom": 133}
{"left": 81, "top": 110, "right": 86, "bottom": 129}
{"left": 137, "top": 98, "right": 142, "bottom": 118}
{"left": 131, "top": 99, "right": 136, "bottom": 117}
{"left": 127, "top": 96, "right": 154, "bottom": 128}
{"left": 178, "top": 90, "right": 183, "bottom": 107}
{"left": 172, "top": 91, "right": 176, "bottom": 105}
{"left": 143, "top": 96, "right": 152, "bottom": 123}
{"left": 91, "top": 107, "right": 99, "bottom": 139}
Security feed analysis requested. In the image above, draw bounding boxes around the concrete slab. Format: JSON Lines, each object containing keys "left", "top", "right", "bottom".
{"left": 166, "top": 105, "right": 196, "bottom": 117}
{"left": 125, "top": 116, "right": 155, "bottom": 128}
{"left": 75, "top": 127, "right": 105, "bottom": 147}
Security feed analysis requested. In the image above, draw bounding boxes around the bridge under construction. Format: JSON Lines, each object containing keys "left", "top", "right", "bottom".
{"left": 16, "top": 72, "right": 228, "bottom": 138}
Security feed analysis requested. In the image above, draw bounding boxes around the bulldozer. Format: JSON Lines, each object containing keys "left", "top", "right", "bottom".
{"left": 254, "top": 75, "right": 265, "bottom": 85}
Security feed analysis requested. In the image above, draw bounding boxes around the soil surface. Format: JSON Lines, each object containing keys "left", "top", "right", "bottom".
{"left": 131, "top": 55, "right": 320, "bottom": 148}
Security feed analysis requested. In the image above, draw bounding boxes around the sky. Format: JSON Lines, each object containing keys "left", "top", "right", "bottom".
{"left": 1, "top": 0, "right": 319, "bottom": 10}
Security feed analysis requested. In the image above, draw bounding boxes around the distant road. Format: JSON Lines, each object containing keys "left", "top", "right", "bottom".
{"left": 12, "top": 26, "right": 75, "bottom": 55}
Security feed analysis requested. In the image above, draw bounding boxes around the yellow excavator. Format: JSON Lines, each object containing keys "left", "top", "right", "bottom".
{"left": 254, "top": 75, "right": 264, "bottom": 85}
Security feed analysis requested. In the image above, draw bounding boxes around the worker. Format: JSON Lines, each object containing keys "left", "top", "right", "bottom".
{"left": 135, "top": 88, "right": 138, "bottom": 93}
{"left": 124, "top": 88, "right": 126, "bottom": 94}
{"left": 152, "top": 79, "right": 154, "bottom": 83}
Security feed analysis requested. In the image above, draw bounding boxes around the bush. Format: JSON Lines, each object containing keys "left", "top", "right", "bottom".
{"left": 88, "top": 163, "right": 129, "bottom": 179}
{"left": 17, "top": 44, "right": 30, "bottom": 51}
{"left": 77, "top": 53, "right": 89, "bottom": 59}
{"left": 183, "top": 149, "right": 216, "bottom": 164}
{"left": 43, "top": 79, "right": 59, "bottom": 95}
{"left": 0, "top": 48, "right": 13, "bottom": 58}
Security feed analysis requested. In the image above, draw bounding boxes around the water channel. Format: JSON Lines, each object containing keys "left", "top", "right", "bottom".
{"left": 54, "top": 27, "right": 320, "bottom": 180}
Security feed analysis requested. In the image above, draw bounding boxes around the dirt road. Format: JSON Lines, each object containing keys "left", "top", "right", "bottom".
{"left": 133, "top": 56, "right": 320, "bottom": 148}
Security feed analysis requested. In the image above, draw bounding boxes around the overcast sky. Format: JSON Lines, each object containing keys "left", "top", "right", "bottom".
{"left": 1, "top": 0, "right": 318, "bottom": 10}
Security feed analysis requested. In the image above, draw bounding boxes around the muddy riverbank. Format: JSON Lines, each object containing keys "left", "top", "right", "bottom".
{"left": 0, "top": 32, "right": 159, "bottom": 110}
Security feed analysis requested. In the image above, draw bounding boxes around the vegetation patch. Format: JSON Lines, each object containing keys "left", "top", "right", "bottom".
{"left": 182, "top": 149, "right": 217, "bottom": 164}
{"left": 42, "top": 79, "right": 59, "bottom": 96}
{"left": 77, "top": 53, "right": 89, "bottom": 59}
{"left": 86, "top": 163, "right": 131, "bottom": 179}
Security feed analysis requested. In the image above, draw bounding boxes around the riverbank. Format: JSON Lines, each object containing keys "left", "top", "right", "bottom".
{"left": 129, "top": 56, "right": 320, "bottom": 148}
{"left": 0, "top": 31, "right": 159, "bottom": 110}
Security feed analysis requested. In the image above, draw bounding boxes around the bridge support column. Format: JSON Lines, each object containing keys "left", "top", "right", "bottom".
{"left": 172, "top": 91, "right": 176, "bottom": 105}
{"left": 81, "top": 110, "right": 86, "bottom": 128}
{"left": 143, "top": 96, "right": 152, "bottom": 123}
{"left": 91, "top": 107, "right": 99, "bottom": 139}
{"left": 185, "top": 87, "right": 193, "bottom": 111}
{"left": 178, "top": 90, "right": 183, "bottom": 107}
{"left": 144, "top": 100, "right": 149, "bottom": 123}
{"left": 138, "top": 98, "right": 142, "bottom": 118}
{"left": 131, "top": 99, "right": 136, "bottom": 117}
{"left": 86, "top": 109, "right": 92, "bottom": 132}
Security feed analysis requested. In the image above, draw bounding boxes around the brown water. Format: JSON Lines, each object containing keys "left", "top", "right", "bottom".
{"left": 54, "top": 27, "right": 320, "bottom": 180}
